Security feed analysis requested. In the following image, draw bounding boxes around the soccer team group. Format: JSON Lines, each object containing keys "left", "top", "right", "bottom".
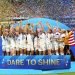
{"left": 0, "top": 22, "right": 71, "bottom": 56}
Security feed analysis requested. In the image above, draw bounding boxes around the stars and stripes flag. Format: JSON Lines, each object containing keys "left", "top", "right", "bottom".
{"left": 68, "top": 31, "right": 75, "bottom": 46}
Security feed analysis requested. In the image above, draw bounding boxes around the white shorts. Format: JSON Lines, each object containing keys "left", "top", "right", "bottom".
{"left": 59, "top": 42, "right": 65, "bottom": 49}
{"left": 46, "top": 42, "right": 53, "bottom": 50}
{"left": 6, "top": 45, "right": 10, "bottom": 52}
{"left": 35, "top": 47, "right": 38, "bottom": 51}
{"left": 23, "top": 44, "right": 27, "bottom": 49}
{"left": 34, "top": 45, "right": 38, "bottom": 51}
{"left": 10, "top": 43, "right": 16, "bottom": 50}
{"left": 15, "top": 44, "right": 19, "bottom": 51}
{"left": 38, "top": 47, "right": 42, "bottom": 51}
{"left": 19, "top": 40, "right": 26, "bottom": 49}
{"left": 10, "top": 46, "right": 15, "bottom": 50}
{"left": 38, "top": 43, "right": 46, "bottom": 51}
{"left": 27, "top": 43, "right": 34, "bottom": 51}
{"left": 19, "top": 44, "right": 23, "bottom": 49}
{"left": 2, "top": 46, "right": 6, "bottom": 51}
{"left": 34, "top": 41, "right": 38, "bottom": 51}
{"left": 53, "top": 41, "right": 59, "bottom": 50}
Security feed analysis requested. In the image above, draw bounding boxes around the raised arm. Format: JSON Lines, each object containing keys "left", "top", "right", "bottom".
{"left": 31, "top": 23, "right": 34, "bottom": 30}
{"left": 30, "top": 23, "right": 35, "bottom": 34}
{"left": 46, "top": 22, "right": 51, "bottom": 29}
{"left": 38, "top": 21, "right": 44, "bottom": 31}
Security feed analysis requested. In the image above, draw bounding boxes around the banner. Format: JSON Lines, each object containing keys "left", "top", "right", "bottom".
{"left": 0, "top": 55, "right": 70, "bottom": 70}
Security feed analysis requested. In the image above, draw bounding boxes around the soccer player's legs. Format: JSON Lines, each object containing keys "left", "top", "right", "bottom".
{"left": 19, "top": 48, "right": 23, "bottom": 56}
{"left": 10, "top": 48, "right": 16, "bottom": 56}
{"left": 16, "top": 50, "right": 20, "bottom": 55}
{"left": 40, "top": 44, "right": 46, "bottom": 55}
{"left": 38, "top": 46, "right": 43, "bottom": 55}
{"left": 23, "top": 43, "right": 27, "bottom": 55}
{"left": 19, "top": 44, "right": 24, "bottom": 56}
{"left": 34, "top": 43, "right": 39, "bottom": 55}
{"left": 34, "top": 43, "right": 40, "bottom": 55}
{"left": 43, "top": 45, "right": 46, "bottom": 55}
{"left": 22, "top": 41, "right": 27, "bottom": 55}
{"left": 5, "top": 39, "right": 10, "bottom": 56}
{"left": 59, "top": 43, "right": 64, "bottom": 55}
{"left": 30, "top": 50, "right": 34, "bottom": 55}
{"left": 47, "top": 43, "right": 53, "bottom": 55}
{"left": 2, "top": 46, "right": 6, "bottom": 56}
{"left": 23, "top": 45, "right": 27, "bottom": 55}
{"left": 53, "top": 41, "right": 59, "bottom": 55}
{"left": 6, "top": 44, "right": 10, "bottom": 56}
{"left": 38, "top": 50, "right": 43, "bottom": 55}
{"left": 64, "top": 45, "right": 70, "bottom": 55}
{"left": 16, "top": 45, "right": 20, "bottom": 55}
{"left": 34, "top": 38, "right": 39, "bottom": 55}
{"left": 30, "top": 43, "right": 34, "bottom": 55}
{"left": 27, "top": 44, "right": 30, "bottom": 55}
{"left": 35, "top": 48, "right": 39, "bottom": 55}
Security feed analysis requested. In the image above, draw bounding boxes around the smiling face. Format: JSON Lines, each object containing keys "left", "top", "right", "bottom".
{"left": 57, "top": 28, "right": 61, "bottom": 33}
{"left": 3, "top": 27, "right": 9, "bottom": 37}
{"left": 9, "top": 27, "right": 15, "bottom": 36}
{"left": 37, "top": 28, "right": 41, "bottom": 34}
{"left": 48, "top": 29, "right": 52, "bottom": 33}
{"left": 53, "top": 28, "right": 57, "bottom": 33}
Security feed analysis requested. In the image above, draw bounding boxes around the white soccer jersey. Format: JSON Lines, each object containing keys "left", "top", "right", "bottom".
{"left": 27, "top": 34, "right": 33, "bottom": 43}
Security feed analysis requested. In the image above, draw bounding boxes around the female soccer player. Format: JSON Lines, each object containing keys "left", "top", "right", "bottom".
{"left": 1, "top": 27, "right": 6, "bottom": 56}
{"left": 26, "top": 23, "right": 34, "bottom": 55}
{"left": 53, "top": 27, "right": 60, "bottom": 55}
{"left": 9, "top": 27, "right": 16, "bottom": 56}
{"left": 59, "top": 29, "right": 65, "bottom": 55}
{"left": 34, "top": 26, "right": 39, "bottom": 55}
{"left": 3, "top": 27, "right": 10, "bottom": 55}
{"left": 22, "top": 26, "right": 27, "bottom": 55}
{"left": 37, "top": 22, "right": 46, "bottom": 55}
{"left": 15, "top": 26, "right": 20, "bottom": 55}
{"left": 46, "top": 22, "right": 53, "bottom": 55}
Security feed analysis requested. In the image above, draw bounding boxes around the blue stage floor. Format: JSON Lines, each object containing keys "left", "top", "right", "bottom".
{"left": 0, "top": 62, "right": 75, "bottom": 74}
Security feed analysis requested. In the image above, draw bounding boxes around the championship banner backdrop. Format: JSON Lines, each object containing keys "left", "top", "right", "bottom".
{"left": 0, "top": 55, "right": 70, "bottom": 70}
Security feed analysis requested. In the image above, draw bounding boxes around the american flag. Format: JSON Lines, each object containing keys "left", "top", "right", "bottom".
{"left": 68, "top": 31, "right": 75, "bottom": 45}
